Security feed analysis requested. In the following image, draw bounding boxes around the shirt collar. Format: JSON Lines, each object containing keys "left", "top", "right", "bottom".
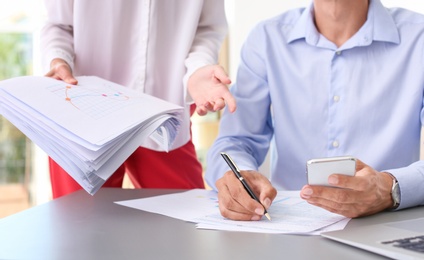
{"left": 371, "top": 0, "right": 400, "bottom": 44}
{"left": 287, "top": 0, "right": 400, "bottom": 46}
{"left": 287, "top": 1, "right": 316, "bottom": 44}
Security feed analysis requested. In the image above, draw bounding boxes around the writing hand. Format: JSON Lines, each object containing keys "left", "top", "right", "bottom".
{"left": 216, "top": 170, "right": 276, "bottom": 221}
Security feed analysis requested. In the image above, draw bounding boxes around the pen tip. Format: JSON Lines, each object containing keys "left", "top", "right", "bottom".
{"left": 265, "top": 213, "right": 271, "bottom": 221}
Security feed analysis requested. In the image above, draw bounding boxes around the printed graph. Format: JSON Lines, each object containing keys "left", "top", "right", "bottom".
{"left": 47, "top": 82, "right": 140, "bottom": 120}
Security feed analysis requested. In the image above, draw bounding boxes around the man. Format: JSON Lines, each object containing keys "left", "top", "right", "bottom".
{"left": 41, "top": 0, "right": 236, "bottom": 198}
{"left": 206, "top": 0, "right": 424, "bottom": 221}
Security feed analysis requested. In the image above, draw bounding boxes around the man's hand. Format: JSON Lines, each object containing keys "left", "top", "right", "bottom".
{"left": 216, "top": 170, "right": 277, "bottom": 221}
{"left": 45, "top": 58, "right": 78, "bottom": 85}
{"left": 300, "top": 159, "right": 394, "bottom": 218}
{"left": 187, "top": 65, "right": 236, "bottom": 116}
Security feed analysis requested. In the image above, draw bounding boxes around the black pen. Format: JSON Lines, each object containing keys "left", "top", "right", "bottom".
{"left": 220, "top": 152, "right": 271, "bottom": 221}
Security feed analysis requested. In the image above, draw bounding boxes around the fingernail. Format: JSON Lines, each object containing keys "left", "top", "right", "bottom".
{"left": 303, "top": 188, "right": 313, "bottom": 196}
{"left": 251, "top": 215, "right": 261, "bottom": 221}
{"left": 255, "top": 208, "right": 264, "bottom": 215}
{"left": 328, "top": 176, "right": 338, "bottom": 185}
{"left": 263, "top": 198, "right": 271, "bottom": 208}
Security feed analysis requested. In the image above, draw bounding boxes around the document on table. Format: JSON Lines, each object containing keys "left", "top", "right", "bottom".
{"left": 0, "top": 76, "right": 183, "bottom": 195}
{"left": 115, "top": 189, "right": 350, "bottom": 235}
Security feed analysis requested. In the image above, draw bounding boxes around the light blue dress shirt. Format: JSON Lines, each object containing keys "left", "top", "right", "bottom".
{"left": 206, "top": 0, "right": 424, "bottom": 210}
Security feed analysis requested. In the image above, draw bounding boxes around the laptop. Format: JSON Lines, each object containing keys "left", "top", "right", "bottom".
{"left": 321, "top": 217, "right": 424, "bottom": 260}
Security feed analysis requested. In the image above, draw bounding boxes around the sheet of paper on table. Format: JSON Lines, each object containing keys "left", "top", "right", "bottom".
{"left": 115, "top": 189, "right": 350, "bottom": 235}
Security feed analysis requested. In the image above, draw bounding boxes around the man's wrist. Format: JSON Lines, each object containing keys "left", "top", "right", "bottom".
{"left": 384, "top": 172, "right": 400, "bottom": 209}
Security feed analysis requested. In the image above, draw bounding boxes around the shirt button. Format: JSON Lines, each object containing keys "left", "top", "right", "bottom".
{"left": 333, "top": 95, "right": 340, "bottom": 102}
{"left": 336, "top": 51, "right": 342, "bottom": 55}
{"left": 332, "top": 141, "right": 339, "bottom": 148}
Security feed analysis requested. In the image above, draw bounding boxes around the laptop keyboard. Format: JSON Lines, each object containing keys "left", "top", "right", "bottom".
{"left": 381, "top": 235, "right": 424, "bottom": 253}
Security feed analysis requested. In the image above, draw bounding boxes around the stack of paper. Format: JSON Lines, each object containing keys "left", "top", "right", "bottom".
{"left": 0, "top": 76, "right": 183, "bottom": 195}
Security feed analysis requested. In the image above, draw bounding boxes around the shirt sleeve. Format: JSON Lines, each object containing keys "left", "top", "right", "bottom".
{"left": 205, "top": 23, "right": 273, "bottom": 190}
{"left": 40, "top": 0, "right": 75, "bottom": 73}
{"left": 385, "top": 161, "right": 424, "bottom": 210}
{"left": 387, "top": 78, "right": 424, "bottom": 209}
{"left": 183, "top": 0, "right": 228, "bottom": 103}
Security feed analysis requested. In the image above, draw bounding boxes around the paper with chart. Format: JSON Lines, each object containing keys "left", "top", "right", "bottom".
{"left": 0, "top": 76, "right": 183, "bottom": 194}
{"left": 115, "top": 189, "right": 350, "bottom": 235}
